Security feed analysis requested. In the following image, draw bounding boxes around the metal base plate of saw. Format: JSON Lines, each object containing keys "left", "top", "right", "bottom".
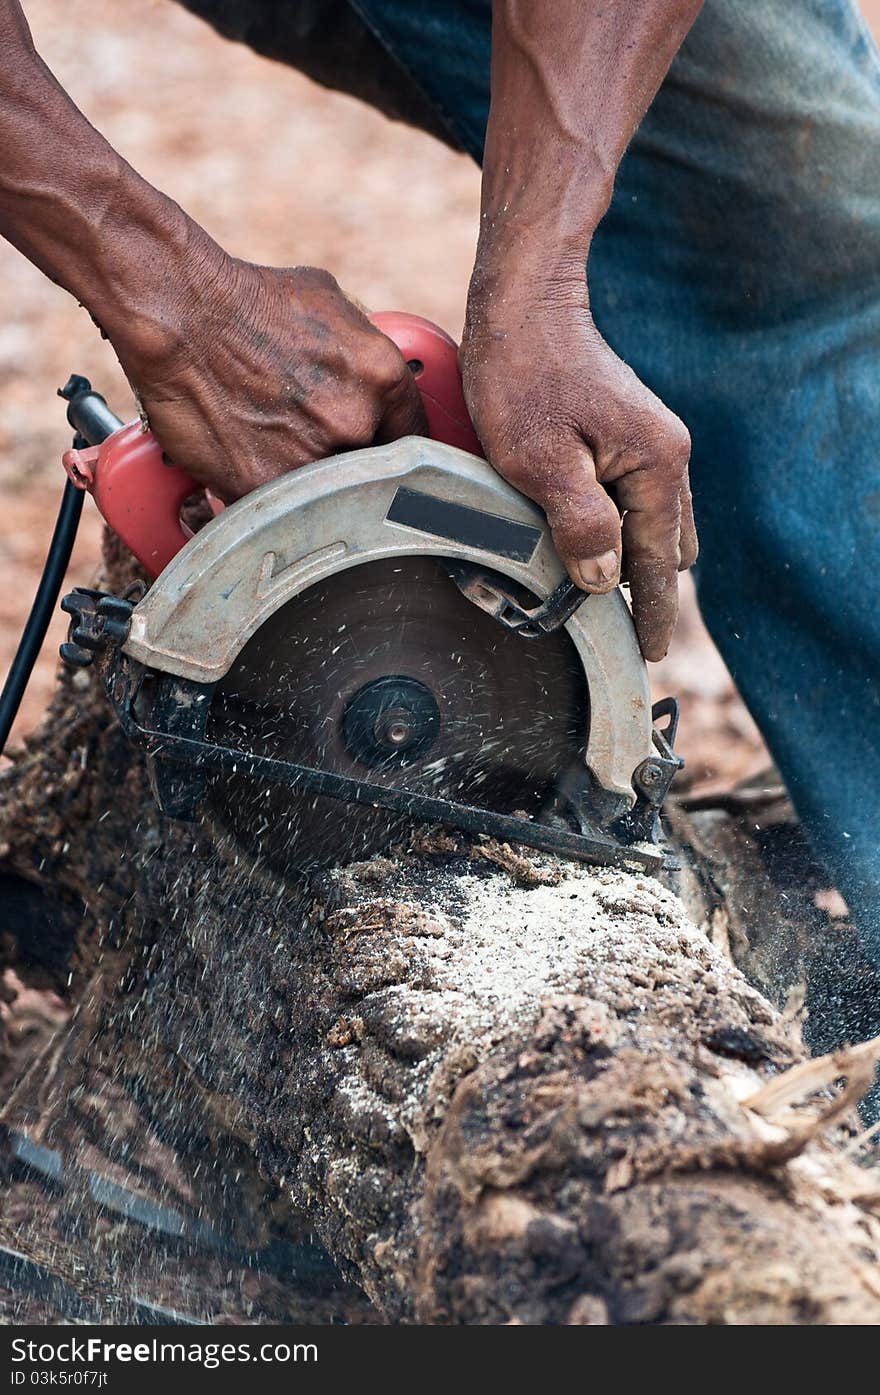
{"left": 61, "top": 437, "right": 682, "bottom": 872}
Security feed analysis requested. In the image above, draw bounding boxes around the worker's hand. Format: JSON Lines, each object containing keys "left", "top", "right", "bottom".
{"left": 111, "top": 259, "right": 428, "bottom": 503}
{"left": 460, "top": 270, "right": 697, "bottom": 661}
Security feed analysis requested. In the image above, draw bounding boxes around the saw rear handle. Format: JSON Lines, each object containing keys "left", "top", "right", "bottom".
{"left": 60, "top": 312, "right": 482, "bottom": 579}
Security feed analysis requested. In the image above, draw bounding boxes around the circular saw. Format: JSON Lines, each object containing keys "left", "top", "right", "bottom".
{"left": 57, "top": 314, "right": 682, "bottom": 874}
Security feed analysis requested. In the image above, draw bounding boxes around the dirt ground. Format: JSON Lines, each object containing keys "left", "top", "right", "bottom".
{"left": 2, "top": 0, "right": 879, "bottom": 772}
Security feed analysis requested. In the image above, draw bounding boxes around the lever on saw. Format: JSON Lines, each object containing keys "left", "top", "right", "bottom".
{"left": 59, "top": 312, "right": 484, "bottom": 580}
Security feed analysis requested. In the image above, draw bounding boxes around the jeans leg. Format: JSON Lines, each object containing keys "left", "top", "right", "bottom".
{"left": 584, "top": 0, "right": 880, "bottom": 963}
{"left": 350, "top": 0, "right": 491, "bottom": 158}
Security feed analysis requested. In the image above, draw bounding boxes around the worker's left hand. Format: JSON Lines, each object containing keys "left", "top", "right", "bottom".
{"left": 110, "top": 256, "right": 427, "bottom": 504}
{"left": 460, "top": 264, "right": 698, "bottom": 661}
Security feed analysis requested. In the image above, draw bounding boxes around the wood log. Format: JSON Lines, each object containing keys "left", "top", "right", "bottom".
{"left": 1, "top": 538, "right": 879, "bottom": 1324}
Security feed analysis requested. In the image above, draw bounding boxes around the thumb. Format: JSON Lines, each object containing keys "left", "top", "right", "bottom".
{"left": 374, "top": 366, "right": 429, "bottom": 443}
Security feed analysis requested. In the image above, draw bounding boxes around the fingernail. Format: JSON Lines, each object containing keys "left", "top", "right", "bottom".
{"left": 576, "top": 549, "right": 619, "bottom": 589}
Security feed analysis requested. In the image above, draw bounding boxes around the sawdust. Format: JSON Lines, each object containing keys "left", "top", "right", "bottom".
{"left": 319, "top": 851, "right": 789, "bottom": 1184}
{"left": 299, "top": 847, "right": 880, "bottom": 1321}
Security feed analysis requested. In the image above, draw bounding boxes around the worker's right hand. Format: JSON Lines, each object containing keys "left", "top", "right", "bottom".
{"left": 109, "top": 257, "right": 428, "bottom": 504}
{"left": 460, "top": 257, "right": 697, "bottom": 662}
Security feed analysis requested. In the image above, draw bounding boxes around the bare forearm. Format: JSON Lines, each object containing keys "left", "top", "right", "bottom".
{"left": 0, "top": 0, "right": 216, "bottom": 357}
{"left": 479, "top": 0, "right": 703, "bottom": 273}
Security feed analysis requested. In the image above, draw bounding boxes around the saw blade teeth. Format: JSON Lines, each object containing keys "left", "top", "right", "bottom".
{"left": 206, "top": 555, "right": 588, "bottom": 873}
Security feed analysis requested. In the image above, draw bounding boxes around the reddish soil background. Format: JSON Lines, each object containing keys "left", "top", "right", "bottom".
{"left": 2, "top": 0, "right": 878, "bottom": 792}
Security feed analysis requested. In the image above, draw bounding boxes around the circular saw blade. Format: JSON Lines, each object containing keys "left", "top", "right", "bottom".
{"left": 205, "top": 556, "right": 588, "bottom": 872}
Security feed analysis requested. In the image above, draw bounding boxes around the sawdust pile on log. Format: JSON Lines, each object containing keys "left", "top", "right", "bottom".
{"left": 289, "top": 844, "right": 880, "bottom": 1322}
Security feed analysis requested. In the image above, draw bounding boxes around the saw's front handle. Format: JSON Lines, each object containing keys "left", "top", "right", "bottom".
{"left": 371, "top": 312, "right": 482, "bottom": 457}
{"left": 61, "top": 313, "right": 482, "bottom": 580}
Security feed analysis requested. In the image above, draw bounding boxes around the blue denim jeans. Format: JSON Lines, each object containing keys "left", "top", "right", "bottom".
{"left": 352, "top": 0, "right": 880, "bottom": 969}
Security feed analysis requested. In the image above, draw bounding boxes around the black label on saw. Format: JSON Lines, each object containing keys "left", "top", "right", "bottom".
{"left": 386, "top": 487, "right": 541, "bottom": 563}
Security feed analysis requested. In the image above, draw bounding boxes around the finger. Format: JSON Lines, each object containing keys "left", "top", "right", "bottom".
{"left": 374, "top": 366, "right": 429, "bottom": 443}
{"left": 625, "top": 546, "right": 681, "bottom": 662}
{"left": 678, "top": 480, "right": 699, "bottom": 571}
{"left": 500, "top": 438, "right": 623, "bottom": 593}
{"left": 617, "top": 463, "right": 686, "bottom": 660}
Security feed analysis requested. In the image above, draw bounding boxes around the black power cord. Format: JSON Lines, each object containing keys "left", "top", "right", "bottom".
{"left": 0, "top": 479, "right": 84, "bottom": 753}
{"left": 0, "top": 376, "right": 122, "bottom": 756}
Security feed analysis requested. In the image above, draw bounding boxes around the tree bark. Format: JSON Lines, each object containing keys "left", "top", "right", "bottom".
{"left": 1, "top": 538, "right": 879, "bottom": 1325}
